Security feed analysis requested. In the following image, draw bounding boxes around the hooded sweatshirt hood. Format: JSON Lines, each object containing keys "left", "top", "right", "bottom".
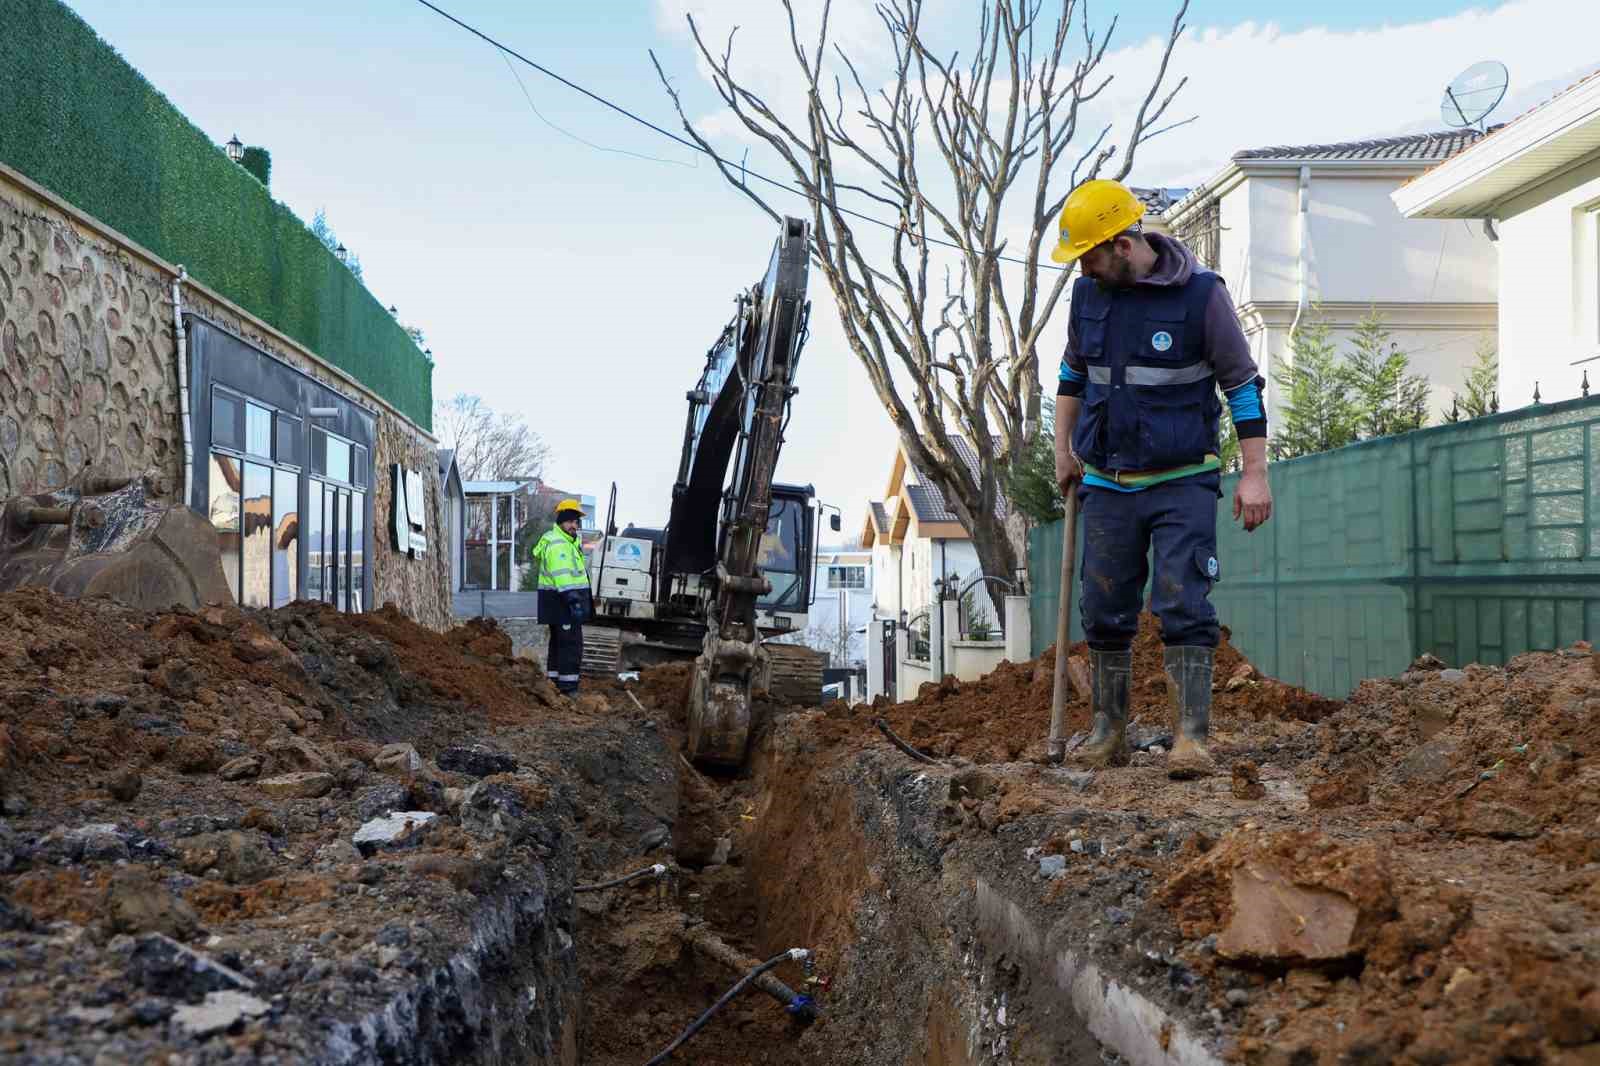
{"left": 1138, "top": 231, "right": 1199, "bottom": 287}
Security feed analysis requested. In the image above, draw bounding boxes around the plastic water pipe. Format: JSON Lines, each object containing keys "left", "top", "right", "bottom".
{"left": 644, "top": 949, "right": 814, "bottom": 1065}
{"left": 172, "top": 267, "right": 193, "bottom": 509}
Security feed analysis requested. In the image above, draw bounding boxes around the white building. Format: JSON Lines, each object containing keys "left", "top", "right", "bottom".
{"left": 860, "top": 439, "right": 995, "bottom": 635}
{"left": 1393, "top": 73, "right": 1600, "bottom": 407}
{"left": 1164, "top": 130, "right": 1499, "bottom": 421}
{"left": 807, "top": 547, "right": 874, "bottom": 666}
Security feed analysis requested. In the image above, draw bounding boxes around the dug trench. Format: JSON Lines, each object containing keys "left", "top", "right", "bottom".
{"left": 2, "top": 591, "right": 1597, "bottom": 1065}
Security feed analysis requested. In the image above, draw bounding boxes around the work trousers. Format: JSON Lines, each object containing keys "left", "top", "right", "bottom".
{"left": 1078, "top": 479, "right": 1220, "bottom": 651}
{"left": 547, "top": 623, "right": 583, "bottom": 695}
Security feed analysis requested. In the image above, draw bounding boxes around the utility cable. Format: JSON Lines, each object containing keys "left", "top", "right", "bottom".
{"left": 643, "top": 949, "right": 813, "bottom": 1065}
{"left": 412, "top": 0, "right": 1070, "bottom": 271}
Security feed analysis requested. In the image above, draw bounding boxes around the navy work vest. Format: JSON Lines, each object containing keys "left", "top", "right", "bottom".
{"left": 1068, "top": 271, "right": 1222, "bottom": 472}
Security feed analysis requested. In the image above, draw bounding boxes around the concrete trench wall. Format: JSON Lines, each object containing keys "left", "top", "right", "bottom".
{"left": 0, "top": 165, "right": 453, "bottom": 629}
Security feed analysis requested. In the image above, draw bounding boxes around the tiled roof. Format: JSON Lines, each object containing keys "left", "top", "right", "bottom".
{"left": 869, "top": 501, "right": 890, "bottom": 532}
{"left": 903, "top": 438, "right": 1009, "bottom": 523}
{"left": 1233, "top": 128, "right": 1493, "bottom": 163}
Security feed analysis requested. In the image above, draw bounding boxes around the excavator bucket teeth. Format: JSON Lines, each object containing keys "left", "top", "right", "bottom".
{"left": 686, "top": 634, "right": 761, "bottom": 769}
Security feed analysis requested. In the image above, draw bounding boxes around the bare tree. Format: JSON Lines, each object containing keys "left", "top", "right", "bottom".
{"left": 781, "top": 616, "right": 856, "bottom": 667}
{"left": 653, "top": 0, "right": 1190, "bottom": 613}
{"left": 433, "top": 393, "right": 552, "bottom": 482}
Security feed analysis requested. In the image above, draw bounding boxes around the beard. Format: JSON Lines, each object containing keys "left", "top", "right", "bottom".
{"left": 1092, "top": 252, "right": 1138, "bottom": 291}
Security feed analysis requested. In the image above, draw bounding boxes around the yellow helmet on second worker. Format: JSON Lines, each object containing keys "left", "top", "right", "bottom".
{"left": 1051, "top": 179, "right": 1146, "bottom": 265}
{"left": 554, "top": 498, "right": 585, "bottom": 517}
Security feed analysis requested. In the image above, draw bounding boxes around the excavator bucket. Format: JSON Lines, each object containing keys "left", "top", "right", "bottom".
{"left": 686, "top": 633, "right": 761, "bottom": 770}
{"left": 0, "top": 475, "right": 233, "bottom": 611}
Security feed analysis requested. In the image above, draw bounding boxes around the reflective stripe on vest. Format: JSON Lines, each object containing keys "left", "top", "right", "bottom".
{"left": 1086, "top": 362, "right": 1215, "bottom": 387}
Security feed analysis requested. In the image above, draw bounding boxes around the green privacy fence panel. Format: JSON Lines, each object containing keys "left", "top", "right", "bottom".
{"left": 1029, "top": 393, "right": 1600, "bottom": 698}
{"left": 0, "top": 0, "right": 432, "bottom": 429}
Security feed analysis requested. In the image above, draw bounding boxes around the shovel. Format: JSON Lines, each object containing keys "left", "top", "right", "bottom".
{"left": 1048, "top": 489, "right": 1081, "bottom": 763}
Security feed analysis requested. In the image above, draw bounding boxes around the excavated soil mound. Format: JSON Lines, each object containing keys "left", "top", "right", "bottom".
{"left": 794, "top": 614, "right": 1338, "bottom": 764}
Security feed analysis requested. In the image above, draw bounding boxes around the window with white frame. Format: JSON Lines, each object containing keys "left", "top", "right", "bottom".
{"left": 827, "top": 564, "right": 867, "bottom": 590}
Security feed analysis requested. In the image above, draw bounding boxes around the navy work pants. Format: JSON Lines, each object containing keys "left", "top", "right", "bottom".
{"left": 1078, "top": 479, "right": 1220, "bottom": 650}
{"left": 548, "top": 624, "right": 583, "bottom": 694}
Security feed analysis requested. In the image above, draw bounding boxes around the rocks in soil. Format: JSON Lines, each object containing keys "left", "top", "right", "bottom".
{"left": 374, "top": 743, "right": 421, "bottom": 774}
{"left": 178, "top": 831, "right": 274, "bottom": 885}
{"left": 1230, "top": 760, "right": 1266, "bottom": 800}
{"left": 216, "top": 754, "right": 262, "bottom": 781}
{"left": 1457, "top": 801, "right": 1542, "bottom": 840}
{"left": 437, "top": 744, "right": 518, "bottom": 777}
{"left": 256, "top": 771, "right": 334, "bottom": 800}
{"left": 264, "top": 735, "right": 330, "bottom": 774}
{"left": 106, "top": 768, "right": 142, "bottom": 803}
{"left": 352, "top": 811, "right": 439, "bottom": 856}
{"left": 171, "top": 989, "right": 271, "bottom": 1037}
{"left": 126, "top": 933, "right": 256, "bottom": 1000}
{"left": 103, "top": 866, "right": 200, "bottom": 939}
{"left": 356, "top": 782, "right": 410, "bottom": 820}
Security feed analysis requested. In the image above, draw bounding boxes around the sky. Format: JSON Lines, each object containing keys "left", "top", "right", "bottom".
{"left": 61, "top": 0, "right": 1600, "bottom": 539}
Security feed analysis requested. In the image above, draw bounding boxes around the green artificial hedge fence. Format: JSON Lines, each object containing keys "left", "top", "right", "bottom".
{"left": 240, "top": 147, "right": 272, "bottom": 190}
{"left": 0, "top": 0, "right": 432, "bottom": 429}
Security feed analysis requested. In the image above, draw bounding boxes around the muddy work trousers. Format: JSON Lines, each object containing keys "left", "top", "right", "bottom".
{"left": 547, "top": 623, "right": 583, "bottom": 695}
{"left": 1078, "top": 479, "right": 1220, "bottom": 651}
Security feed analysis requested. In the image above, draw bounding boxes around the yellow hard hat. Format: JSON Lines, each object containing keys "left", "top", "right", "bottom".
{"left": 1051, "top": 179, "right": 1147, "bottom": 265}
{"left": 554, "top": 498, "right": 585, "bottom": 516}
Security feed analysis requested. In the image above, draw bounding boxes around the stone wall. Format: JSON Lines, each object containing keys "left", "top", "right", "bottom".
{"left": 0, "top": 167, "right": 451, "bottom": 630}
{"left": 0, "top": 180, "right": 184, "bottom": 497}
{"left": 371, "top": 412, "right": 452, "bottom": 628}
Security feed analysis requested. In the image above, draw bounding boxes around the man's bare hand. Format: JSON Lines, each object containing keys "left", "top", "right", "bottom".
{"left": 1233, "top": 471, "right": 1273, "bottom": 532}
{"left": 1056, "top": 452, "right": 1084, "bottom": 498}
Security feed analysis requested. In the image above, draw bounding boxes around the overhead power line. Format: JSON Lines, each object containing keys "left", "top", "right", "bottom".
{"left": 412, "top": 0, "right": 1069, "bottom": 271}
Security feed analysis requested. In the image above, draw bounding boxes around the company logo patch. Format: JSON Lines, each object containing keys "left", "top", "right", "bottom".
{"left": 1151, "top": 330, "right": 1174, "bottom": 352}
{"left": 1206, "top": 556, "right": 1219, "bottom": 578}
{"left": 618, "top": 543, "right": 642, "bottom": 563}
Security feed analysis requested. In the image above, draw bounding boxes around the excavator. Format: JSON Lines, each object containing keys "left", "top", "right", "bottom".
{"left": 581, "top": 216, "right": 833, "bottom": 769}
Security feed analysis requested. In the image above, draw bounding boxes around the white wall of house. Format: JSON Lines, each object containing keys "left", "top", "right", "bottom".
{"left": 1183, "top": 166, "right": 1498, "bottom": 422}
{"left": 1496, "top": 154, "right": 1600, "bottom": 407}
{"left": 808, "top": 551, "right": 874, "bottom": 665}
{"left": 876, "top": 537, "right": 980, "bottom": 624}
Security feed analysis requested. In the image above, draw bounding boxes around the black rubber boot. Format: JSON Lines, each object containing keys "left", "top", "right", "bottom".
{"left": 1164, "top": 646, "right": 1216, "bottom": 779}
{"left": 1075, "top": 649, "right": 1131, "bottom": 768}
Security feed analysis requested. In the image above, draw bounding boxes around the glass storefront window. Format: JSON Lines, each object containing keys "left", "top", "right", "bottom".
{"left": 273, "top": 468, "right": 298, "bottom": 609}
{"left": 246, "top": 404, "right": 272, "bottom": 459}
{"left": 326, "top": 437, "right": 351, "bottom": 484}
{"left": 242, "top": 463, "right": 272, "bottom": 608}
{"left": 350, "top": 492, "right": 365, "bottom": 613}
{"left": 208, "top": 453, "right": 241, "bottom": 603}
{"left": 212, "top": 390, "right": 243, "bottom": 451}
{"left": 305, "top": 480, "right": 324, "bottom": 603}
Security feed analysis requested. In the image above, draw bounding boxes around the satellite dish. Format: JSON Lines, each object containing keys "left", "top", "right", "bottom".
{"left": 1440, "top": 60, "right": 1509, "bottom": 130}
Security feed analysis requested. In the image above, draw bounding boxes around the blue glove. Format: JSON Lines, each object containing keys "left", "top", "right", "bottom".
{"left": 561, "top": 589, "right": 588, "bottom": 624}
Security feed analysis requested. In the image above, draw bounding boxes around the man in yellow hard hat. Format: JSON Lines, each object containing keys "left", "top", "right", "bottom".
{"left": 533, "top": 499, "right": 592, "bottom": 695}
{"left": 1051, "top": 179, "right": 1273, "bottom": 780}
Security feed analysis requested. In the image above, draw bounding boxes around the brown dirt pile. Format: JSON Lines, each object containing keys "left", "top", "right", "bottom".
{"left": 800, "top": 614, "right": 1338, "bottom": 764}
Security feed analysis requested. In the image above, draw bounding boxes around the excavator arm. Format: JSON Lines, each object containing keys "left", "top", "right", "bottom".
{"left": 671, "top": 217, "right": 814, "bottom": 767}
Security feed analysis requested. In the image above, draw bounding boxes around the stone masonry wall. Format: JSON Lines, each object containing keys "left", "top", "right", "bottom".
{"left": 0, "top": 181, "right": 184, "bottom": 497}
{"left": 0, "top": 168, "right": 451, "bottom": 630}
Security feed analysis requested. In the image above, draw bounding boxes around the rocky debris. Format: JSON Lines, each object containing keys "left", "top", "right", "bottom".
{"left": 106, "top": 767, "right": 142, "bottom": 802}
{"left": 127, "top": 933, "right": 256, "bottom": 999}
{"left": 356, "top": 782, "right": 410, "bottom": 820}
{"left": 264, "top": 734, "right": 331, "bottom": 773}
{"left": 103, "top": 866, "right": 200, "bottom": 939}
{"left": 437, "top": 744, "right": 518, "bottom": 778}
{"left": 217, "top": 754, "right": 263, "bottom": 781}
{"left": 375, "top": 742, "right": 422, "bottom": 774}
{"left": 1038, "top": 854, "right": 1067, "bottom": 878}
{"left": 39, "top": 822, "right": 132, "bottom": 864}
{"left": 316, "top": 840, "right": 362, "bottom": 867}
{"left": 178, "top": 831, "right": 274, "bottom": 884}
{"left": 257, "top": 771, "right": 334, "bottom": 800}
{"left": 352, "top": 811, "right": 439, "bottom": 856}
{"left": 171, "top": 989, "right": 272, "bottom": 1038}
{"left": 1457, "top": 800, "right": 1542, "bottom": 840}
{"left": 1230, "top": 760, "right": 1266, "bottom": 800}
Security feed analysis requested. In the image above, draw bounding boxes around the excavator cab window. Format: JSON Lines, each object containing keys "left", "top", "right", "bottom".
{"left": 756, "top": 495, "right": 808, "bottom": 611}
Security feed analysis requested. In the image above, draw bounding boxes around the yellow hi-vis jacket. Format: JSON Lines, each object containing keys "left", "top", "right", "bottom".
{"left": 533, "top": 526, "right": 591, "bottom": 624}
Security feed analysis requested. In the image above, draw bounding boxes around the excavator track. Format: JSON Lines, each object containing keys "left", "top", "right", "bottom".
{"left": 765, "top": 643, "right": 826, "bottom": 707}
{"left": 580, "top": 625, "right": 623, "bottom": 679}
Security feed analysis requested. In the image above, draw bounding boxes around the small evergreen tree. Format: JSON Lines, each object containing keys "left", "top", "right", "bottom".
{"left": 1005, "top": 396, "right": 1066, "bottom": 523}
{"left": 1345, "top": 309, "right": 1430, "bottom": 438}
{"left": 1444, "top": 336, "right": 1499, "bottom": 422}
{"left": 1270, "top": 317, "right": 1359, "bottom": 460}
{"left": 310, "top": 209, "right": 365, "bottom": 284}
